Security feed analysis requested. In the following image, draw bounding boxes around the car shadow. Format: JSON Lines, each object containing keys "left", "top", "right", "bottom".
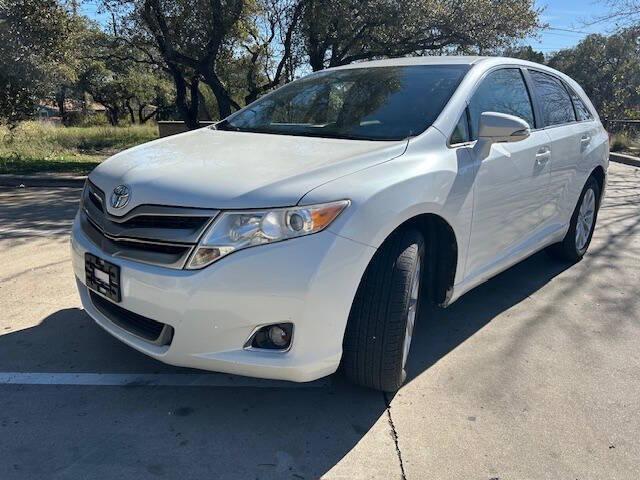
{"left": 3, "top": 165, "right": 639, "bottom": 478}
{"left": 0, "top": 186, "right": 81, "bottom": 240}
{"left": 0, "top": 251, "right": 572, "bottom": 479}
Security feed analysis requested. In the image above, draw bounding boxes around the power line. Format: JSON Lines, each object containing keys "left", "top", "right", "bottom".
{"left": 547, "top": 26, "right": 594, "bottom": 35}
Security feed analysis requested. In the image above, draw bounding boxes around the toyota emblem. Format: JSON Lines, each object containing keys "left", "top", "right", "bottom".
{"left": 110, "top": 184, "right": 131, "bottom": 209}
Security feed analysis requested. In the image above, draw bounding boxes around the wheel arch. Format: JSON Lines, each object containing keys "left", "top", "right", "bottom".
{"left": 590, "top": 165, "right": 606, "bottom": 202}
{"left": 375, "top": 213, "right": 458, "bottom": 307}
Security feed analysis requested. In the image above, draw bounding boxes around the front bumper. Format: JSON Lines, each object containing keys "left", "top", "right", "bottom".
{"left": 71, "top": 214, "right": 375, "bottom": 382}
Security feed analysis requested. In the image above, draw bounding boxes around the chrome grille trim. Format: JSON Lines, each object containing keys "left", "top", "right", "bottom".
{"left": 81, "top": 181, "right": 218, "bottom": 269}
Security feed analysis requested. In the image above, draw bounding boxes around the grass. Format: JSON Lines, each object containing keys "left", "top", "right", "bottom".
{"left": 0, "top": 122, "right": 158, "bottom": 175}
{"left": 610, "top": 132, "right": 640, "bottom": 156}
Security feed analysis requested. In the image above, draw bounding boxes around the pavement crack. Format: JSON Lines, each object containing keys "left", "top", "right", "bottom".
{"left": 0, "top": 259, "right": 68, "bottom": 283}
{"left": 383, "top": 392, "right": 407, "bottom": 480}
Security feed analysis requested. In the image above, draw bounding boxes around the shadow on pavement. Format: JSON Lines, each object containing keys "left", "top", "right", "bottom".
{"left": 0, "top": 251, "right": 571, "bottom": 480}
{"left": 405, "top": 252, "right": 571, "bottom": 382}
{"left": 0, "top": 186, "right": 81, "bottom": 239}
{"left": 1, "top": 164, "right": 638, "bottom": 478}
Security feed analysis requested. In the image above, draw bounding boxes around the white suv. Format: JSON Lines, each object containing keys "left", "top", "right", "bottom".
{"left": 71, "top": 56, "right": 608, "bottom": 391}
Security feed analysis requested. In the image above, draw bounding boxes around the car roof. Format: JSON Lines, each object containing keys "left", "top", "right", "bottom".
{"left": 326, "top": 55, "right": 555, "bottom": 70}
{"left": 328, "top": 56, "right": 488, "bottom": 70}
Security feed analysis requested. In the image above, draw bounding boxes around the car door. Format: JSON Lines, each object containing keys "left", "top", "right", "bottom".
{"left": 527, "top": 70, "right": 580, "bottom": 229}
{"left": 464, "top": 68, "right": 553, "bottom": 280}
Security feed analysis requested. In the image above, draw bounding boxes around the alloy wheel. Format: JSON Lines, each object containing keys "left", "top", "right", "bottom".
{"left": 575, "top": 187, "right": 596, "bottom": 252}
{"left": 401, "top": 260, "right": 421, "bottom": 369}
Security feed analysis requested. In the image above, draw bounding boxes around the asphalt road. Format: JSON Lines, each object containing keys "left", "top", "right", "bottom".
{"left": 1, "top": 162, "right": 639, "bottom": 479}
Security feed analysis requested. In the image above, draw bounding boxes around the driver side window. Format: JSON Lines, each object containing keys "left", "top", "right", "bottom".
{"left": 468, "top": 69, "right": 535, "bottom": 140}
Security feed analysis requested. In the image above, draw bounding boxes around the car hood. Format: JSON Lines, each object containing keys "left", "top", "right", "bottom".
{"left": 90, "top": 128, "right": 407, "bottom": 216}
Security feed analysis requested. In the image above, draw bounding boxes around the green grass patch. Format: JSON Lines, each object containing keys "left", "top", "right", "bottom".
{"left": 0, "top": 122, "right": 158, "bottom": 175}
{"left": 610, "top": 132, "right": 640, "bottom": 155}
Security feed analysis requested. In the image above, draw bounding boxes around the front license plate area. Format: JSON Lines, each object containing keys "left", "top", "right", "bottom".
{"left": 85, "top": 253, "right": 121, "bottom": 302}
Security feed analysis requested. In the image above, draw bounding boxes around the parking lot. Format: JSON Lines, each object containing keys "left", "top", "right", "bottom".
{"left": 1, "top": 161, "right": 639, "bottom": 479}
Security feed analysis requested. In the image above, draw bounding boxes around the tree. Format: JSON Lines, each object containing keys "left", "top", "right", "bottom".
{"left": 242, "top": 0, "right": 304, "bottom": 104}
{"left": 51, "top": 12, "right": 94, "bottom": 121}
{"left": 300, "top": 0, "right": 542, "bottom": 71}
{"left": 96, "top": 0, "right": 543, "bottom": 128}
{"left": 0, "top": 0, "right": 75, "bottom": 128}
{"left": 102, "top": 0, "right": 247, "bottom": 124}
{"left": 596, "top": 1, "right": 640, "bottom": 28}
{"left": 547, "top": 28, "right": 640, "bottom": 119}
{"left": 78, "top": 31, "right": 176, "bottom": 125}
{"left": 501, "top": 45, "right": 545, "bottom": 63}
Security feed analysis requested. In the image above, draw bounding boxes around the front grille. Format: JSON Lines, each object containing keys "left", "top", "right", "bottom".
{"left": 120, "top": 215, "right": 209, "bottom": 230}
{"left": 89, "top": 190, "right": 104, "bottom": 212}
{"left": 81, "top": 181, "right": 218, "bottom": 269}
{"left": 82, "top": 215, "right": 193, "bottom": 268}
{"left": 90, "top": 291, "right": 174, "bottom": 345}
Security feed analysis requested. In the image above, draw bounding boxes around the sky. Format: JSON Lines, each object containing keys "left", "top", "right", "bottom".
{"left": 79, "top": 0, "right": 621, "bottom": 55}
{"left": 525, "top": 0, "right": 620, "bottom": 52}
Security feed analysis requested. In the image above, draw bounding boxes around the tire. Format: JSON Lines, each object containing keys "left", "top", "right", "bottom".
{"left": 546, "top": 175, "right": 601, "bottom": 262}
{"left": 342, "top": 228, "right": 425, "bottom": 392}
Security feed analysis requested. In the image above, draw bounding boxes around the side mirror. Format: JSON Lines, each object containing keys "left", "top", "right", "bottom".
{"left": 478, "top": 112, "right": 531, "bottom": 143}
{"left": 473, "top": 112, "right": 531, "bottom": 158}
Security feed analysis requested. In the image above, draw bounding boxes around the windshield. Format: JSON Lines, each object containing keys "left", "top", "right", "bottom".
{"left": 216, "top": 65, "right": 470, "bottom": 141}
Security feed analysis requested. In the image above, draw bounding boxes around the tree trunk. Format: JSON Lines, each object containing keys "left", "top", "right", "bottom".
{"left": 309, "top": 50, "right": 326, "bottom": 72}
{"left": 138, "top": 104, "right": 146, "bottom": 124}
{"left": 56, "top": 86, "right": 67, "bottom": 121}
{"left": 126, "top": 100, "right": 135, "bottom": 124}
{"left": 189, "top": 79, "right": 200, "bottom": 124}
{"left": 169, "top": 66, "right": 200, "bottom": 129}
{"left": 140, "top": 106, "right": 158, "bottom": 124}
{"left": 106, "top": 107, "right": 119, "bottom": 126}
{"left": 203, "top": 71, "right": 239, "bottom": 119}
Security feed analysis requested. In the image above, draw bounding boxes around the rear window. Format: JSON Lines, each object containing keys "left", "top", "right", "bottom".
{"left": 529, "top": 70, "right": 576, "bottom": 127}
{"left": 567, "top": 86, "right": 594, "bottom": 121}
{"left": 217, "top": 65, "right": 470, "bottom": 141}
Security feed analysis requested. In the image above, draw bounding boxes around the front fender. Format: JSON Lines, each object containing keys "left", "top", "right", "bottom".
{"left": 300, "top": 132, "right": 477, "bottom": 286}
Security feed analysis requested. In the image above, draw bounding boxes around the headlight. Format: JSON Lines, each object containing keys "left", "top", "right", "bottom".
{"left": 186, "top": 200, "right": 350, "bottom": 269}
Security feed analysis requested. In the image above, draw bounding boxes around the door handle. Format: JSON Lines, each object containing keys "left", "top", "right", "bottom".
{"left": 535, "top": 147, "right": 551, "bottom": 166}
{"left": 580, "top": 135, "right": 591, "bottom": 144}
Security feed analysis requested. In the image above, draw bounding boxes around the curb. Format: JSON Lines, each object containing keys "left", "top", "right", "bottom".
{"left": 610, "top": 152, "right": 640, "bottom": 168}
{"left": 0, "top": 174, "right": 86, "bottom": 188}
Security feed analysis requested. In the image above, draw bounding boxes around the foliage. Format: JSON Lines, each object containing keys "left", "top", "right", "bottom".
{"left": 0, "top": 122, "right": 157, "bottom": 173}
{"left": 1, "top": 0, "right": 544, "bottom": 130}
{"left": 610, "top": 131, "right": 640, "bottom": 154}
{"left": 500, "top": 45, "right": 545, "bottom": 63}
{"left": 598, "top": 0, "right": 640, "bottom": 28}
{"left": 241, "top": 0, "right": 304, "bottom": 103}
{"left": 78, "top": 36, "right": 176, "bottom": 126}
{"left": 100, "top": 0, "right": 541, "bottom": 124}
{"left": 0, "top": 0, "right": 77, "bottom": 127}
{"left": 101, "top": 0, "right": 248, "bottom": 124}
{"left": 301, "top": 0, "right": 542, "bottom": 71}
{"left": 547, "top": 28, "right": 640, "bottom": 119}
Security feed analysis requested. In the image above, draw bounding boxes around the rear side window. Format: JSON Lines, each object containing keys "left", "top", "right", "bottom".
{"left": 529, "top": 70, "right": 576, "bottom": 126}
{"left": 567, "top": 86, "right": 594, "bottom": 121}
{"left": 468, "top": 69, "right": 535, "bottom": 140}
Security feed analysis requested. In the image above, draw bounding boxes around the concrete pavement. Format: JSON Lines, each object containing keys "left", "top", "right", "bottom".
{"left": 0, "top": 162, "right": 639, "bottom": 479}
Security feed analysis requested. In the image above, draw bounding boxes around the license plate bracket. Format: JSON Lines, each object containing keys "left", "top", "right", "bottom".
{"left": 85, "top": 253, "right": 121, "bottom": 302}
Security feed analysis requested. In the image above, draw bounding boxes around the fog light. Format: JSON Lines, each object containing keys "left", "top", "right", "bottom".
{"left": 268, "top": 325, "right": 289, "bottom": 348}
{"left": 245, "top": 323, "right": 293, "bottom": 351}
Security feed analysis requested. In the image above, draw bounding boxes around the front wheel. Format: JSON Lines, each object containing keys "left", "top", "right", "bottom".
{"left": 342, "top": 228, "right": 425, "bottom": 392}
{"left": 547, "top": 176, "right": 601, "bottom": 262}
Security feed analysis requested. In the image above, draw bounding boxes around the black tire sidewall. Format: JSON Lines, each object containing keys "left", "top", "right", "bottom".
{"left": 341, "top": 228, "right": 426, "bottom": 392}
